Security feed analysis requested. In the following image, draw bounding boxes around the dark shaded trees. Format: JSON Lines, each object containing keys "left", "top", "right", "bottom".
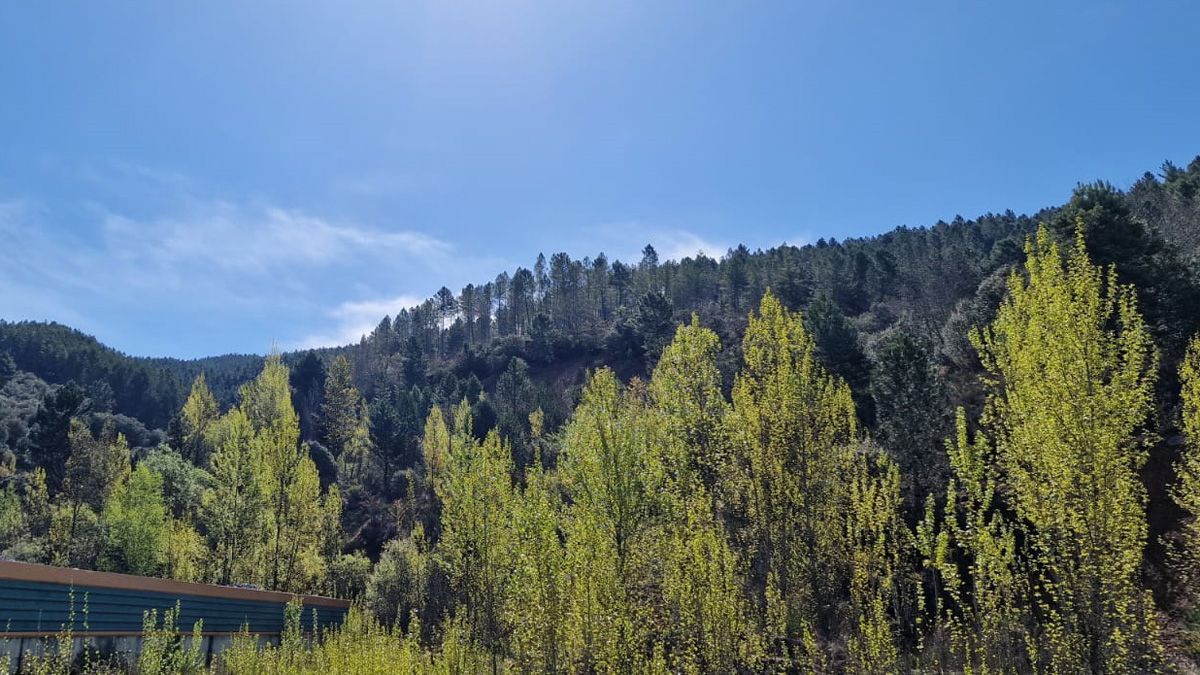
{"left": 1050, "top": 181, "right": 1200, "bottom": 357}
{"left": 290, "top": 351, "right": 327, "bottom": 441}
{"left": 29, "top": 383, "right": 90, "bottom": 492}
{"left": 868, "top": 327, "right": 949, "bottom": 515}
{"left": 634, "top": 291, "right": 674, "bottom": 365}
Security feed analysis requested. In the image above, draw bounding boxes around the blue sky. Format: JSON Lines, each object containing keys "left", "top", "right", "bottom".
{"left": 1, "top": 1, "right": 1198, "bottom": 358}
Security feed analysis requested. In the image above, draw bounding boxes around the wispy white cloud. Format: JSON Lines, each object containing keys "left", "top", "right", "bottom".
{"left": 578, "top": 221, "right": 732, "bottom": 263}
{"left": 585, "top": 220, "right": 811, "bottom": 263}
{"left": 100, "top": 203, "right": 447, "bottom": 275}
{"left": 652, "top": 229, "right": 728, "bottom": 261}
{"left": 0, "top": 199, "right": 98, "bottom": 328}
{"left": 781, "top": 231, "right": 812, "bottom": 248}
{"left": 294, "top": 294, "right": 426, "bottom": 349}
{"left": 82, "top": 159, "right": 197, "bottom": 193}
{"left": 0, "top": 164, "right": 452, "bottom": 355}
{"left": 1, "top": 163, "right": 810, "bottom": 357}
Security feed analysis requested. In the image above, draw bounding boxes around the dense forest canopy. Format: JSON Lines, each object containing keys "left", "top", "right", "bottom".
{"left": 2, "top": 156, "right": 1200, "bottom": 672}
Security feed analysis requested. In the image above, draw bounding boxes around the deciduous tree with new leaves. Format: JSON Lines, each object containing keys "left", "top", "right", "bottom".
{"left": 648, "top": 318, "right": 763, "bottom": 672}
{"left": 559, "top": 371, "right": 669, "bottom": 673}
{"left": 203, "top": 407, "right": 266, "bottom": 585}
{"left": 244, "top": 355, "right": 331, "bottom": 592}
{"left": 203, "top": 356, "right": 338, "bottom": 592}
{"left": 933, "top": 226, "right": 1163, "bottom": 672}
{"left": 178, "top": 373, "right": 219, "bottom": 467}
{"left": 102, "top": 464, "right": 170, "bottom": 576}
{"left": 726, "top": 290, "right": 900, "bottom": 669}
{"left": 505, "top": 460, "right": 567, "bottom": 673}
{"left": 1172, "top": 336, "right": 1200, "bottom": 644}
{"left": 648, "top": 314, "right": 729, "bottom": 496}
{"left": 430, "top": 401, "right": 517, "bottom": 665}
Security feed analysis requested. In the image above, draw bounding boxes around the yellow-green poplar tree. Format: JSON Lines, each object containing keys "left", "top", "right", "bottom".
{"left": 728, "top": 290, "right": 855, "bottom": 643}
{"left": 1172, "top": 337, "right": 1200, "bottom": 628}
{"left": 203, "top": 408, "right": 266, "bottom": 585}
{"left": 240, "top": 354, "right": 328, "bottom": 592}
{"left": 202, "top": 403, "right": 264, "bottom": 583}
{"left": 967, "top": 226, "right": 1161, "bottom": 671}
{"left": 649, "top": 314, "right": 729, "bottom": 496}
{"left": 319, "top": 483, "right": 345, "bottom": 580}
{"left": 844, "top": 442, "right": 903, "bottom": 673}
{"left": 726, "top": 291, "right": 900, "bottom": 669}
{"left": 651, "top": 317, "right": 761, "bottom": 672}
{"left": 180, "top": 373, "right": 220, "bottom": 467}
{"left": 927, "top": 410, "right": 1030, "bottom": 673}
{"left": 432, "top": 401, "right": 517, "bottom": 665}
{"left": 163, "top": 517, "right": 205, "bottom": 582}
{"left": 506, "top": 461, "right": 567, "bottom": 673}
{"left": 102, "top": 464, "right": 169, "bottom": 576}
{"left": 660, "top": 498, "right": 758, "bottom": 673}
{"left": 560, "top": 371, "right": 668, "bottom": 673}
{"left": 421, "top": 404, "right": 451, "bottom": 538}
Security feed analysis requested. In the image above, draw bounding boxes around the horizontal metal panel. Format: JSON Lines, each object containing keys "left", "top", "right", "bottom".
{"left": 0, "top": 562, "right": 350, "bottom": 609}
{"left": 0, "top": 578, "right": 347, "bottom": 636}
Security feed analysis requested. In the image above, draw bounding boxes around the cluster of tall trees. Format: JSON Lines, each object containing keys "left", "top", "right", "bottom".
{"left": 0, "top": 157, "right": 1199, "bottom": 670}
{"left": 0, "top": 356, "right": 358, "bottom": 596}
{"left": 347, "top": 224, "right": 1200, "bottom": 671}
{"left": 369, "top": 295, "right": 896, "bottom": 671}
{"left": 350, "top": 213, "right": 1034, "bottom": 391}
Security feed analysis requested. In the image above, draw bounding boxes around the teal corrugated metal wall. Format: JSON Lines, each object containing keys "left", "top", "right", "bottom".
{"left": 0, "top": 579, "right": 347, "bottom": 635}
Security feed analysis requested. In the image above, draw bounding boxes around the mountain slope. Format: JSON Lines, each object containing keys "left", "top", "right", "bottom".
{"left": 1, "top": 156, "right": 1196, "bottom": 440}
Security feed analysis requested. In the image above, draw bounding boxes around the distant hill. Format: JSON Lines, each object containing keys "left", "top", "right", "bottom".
{"left": 0, "top": 321, "right": 262, "bottom": 429}
{"left": 1, "top": 155, "right": 1197, "bottom": 441}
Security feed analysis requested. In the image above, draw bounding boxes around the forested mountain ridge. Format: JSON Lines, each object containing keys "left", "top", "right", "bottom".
{"left": 0, "top": 321, "right": 265, "bottom": 424}
{"left": 4, "top": 207, "right": 1037, "bottom": 474}
{"left": 0, "top": 320, "right": 190, "bottom": 428}
{"left": 2, "top": 158, "right": 1198, "bottom": 487}
{"left": 1, "top": 156, "right": 1199, "bottom": 671}
{"left": 4, "top": 157, "right": 1198, "bottom": 441}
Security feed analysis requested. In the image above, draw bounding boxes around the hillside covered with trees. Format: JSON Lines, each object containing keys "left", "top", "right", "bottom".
{"left": 2, "top": 156, "right": 1200, "bottom": 672}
